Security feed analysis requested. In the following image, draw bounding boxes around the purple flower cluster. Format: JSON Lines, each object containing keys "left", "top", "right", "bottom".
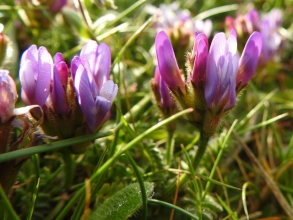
{"left": 225, "top": 9, "right": 282, "bottom": 65}
{"left": 155, "top": 30, "right": 262, "bottom": 135}
{"left": 19, "top": 40, "right": 118, "bottom": 135}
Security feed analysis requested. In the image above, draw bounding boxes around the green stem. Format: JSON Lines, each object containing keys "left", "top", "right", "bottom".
{"left": 164, "top": 134, "right": 210, "bottom": 198}
{"left": 192, "top": 135, "right": 210, "bottom": 170}
{"left": 166, "top": 130, "right": 175, "bottom": 166}
{"left": 62, "top": 150, "right": 74, "bottom": 189}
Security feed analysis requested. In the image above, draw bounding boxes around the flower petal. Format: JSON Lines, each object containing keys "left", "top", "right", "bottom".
{"left": 70, "top": 56, "right": 82, "bottom": 80}
{"left": 192, "top": 33, "right": 208, "bottom": 84}
{"left": 237, "top": 31, "right": 262, "bottom": 90}
{"left": 94, "top": 43, "right": 111, "bottom": 90}
{"left": 19, "top": 60, "right": 36, "bottom": 105}
{"left": 91, "top": 96, "right": 111, "bottom": 132}
{"left": 99, "top": 80, "right": 118, "bottom": 102}
{"left": 205, "top": 33, "right": 227, "bottom": 106}
{"left": 74, "top": 65, "right": 97, "bottom": 130}
{"left": 52, "top": 65, "right": 68, "bottom": 115}
{"left": 35, "top": 47, "right": 52, "bottom": 106}
{"left": 155, "top": 31, "right": 185, "bottom": 91}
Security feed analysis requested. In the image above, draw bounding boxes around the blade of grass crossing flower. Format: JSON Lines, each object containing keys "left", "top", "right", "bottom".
{"left": 0, "top": 131, "right": 112, "bottom": 163}
{"left": 147, "top": 199, "right": 198, "bottom": 219}
{"left": 126, "top": 153, "right": 148, "bottom": 220}
{"left": 0, "top": 186, "right": 19, "bottom": 220}
{"left": 203, "top": 120, "right": 238, "bottom": 198}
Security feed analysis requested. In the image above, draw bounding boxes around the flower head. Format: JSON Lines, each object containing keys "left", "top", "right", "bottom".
{"left": 72, "top": 40, "right": 117, "bottom": 133}
{"left": 155, "top": 29, "right": 262, "bottom": 136}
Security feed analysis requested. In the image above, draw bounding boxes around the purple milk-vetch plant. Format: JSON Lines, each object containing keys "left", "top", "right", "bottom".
{"left": 19, "top": 45, "right": 52, "bottom": 106}
{"left": 72, "top": 40, "right": 118, "bottom": 133}
{"left": 155, "top": 29, "right": 262, "bottom": 136}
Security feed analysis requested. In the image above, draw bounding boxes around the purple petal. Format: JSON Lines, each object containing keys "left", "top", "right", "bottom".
{"left": 20, "top": 60, "right": 36, "bottom": 105}
{"left": 35, "top": 47, "right": 52, "bottom": 106}
{"left": 52, "top": 66, "right": 68, "bottom": 115}
{"left": 91, "top": 96, "right": 111, "bottom": 132}
{"left": 155, "top": 31, "right": 185, "bottom": 91}
{"left": 205, "top": 33, "right": 227, "bottom": 106}
{"left": 159, "top": 74, "right": 174, "bottom": 109}
{"left": 54, "top": 52, "right": 65, "bottom": 64}
{"left": 94, "top": 43, "right": 111, "bottom": 90}
{"left": 237, "top": 31, "right": 262, "bottom": 89}
{"left": 205, "top": 31, "right": 239, "bottom": 111}
{"left": 192, "top": 34, "right": 208, "bottom": 85}
{"left": 20, "top": 45, "right": 38, "bottom": 69}
{"left": 80, "top": 40, "right": 99, "bottom": 73}
{"left": 70, "top": 56, "right": 82, "bottom": 80}
{"left": 99, "top": 80, "right": 118, "bottom": 103}
{"left": 55, "top": 61, "right": 68, "bottom": 87}
{"left": 74, "top": 65, "right": 96, "bottom": 129}
{"left": 227, "top": 29, "right": 237, "bottom": 56}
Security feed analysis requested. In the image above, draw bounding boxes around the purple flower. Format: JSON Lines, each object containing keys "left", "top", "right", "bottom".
{"left": 51, "top": 52, "right": 69, "bottom": 115}
{"left": 205, "top": 30, "right": 239, "bottom": 114}
{"left": 155, "top": 31, "right": 185, "bottom": 93}
{"left": 0, "top": 70, "right": 17, "bottom": 123}
{"left": 19, "top": 45, "right": 52, "bottom": 106}
{"left": 72, "top": 41, "right": 117, "bottom": 132}
{"left": 260, "top": 9, "right": 282, "bottom": 64}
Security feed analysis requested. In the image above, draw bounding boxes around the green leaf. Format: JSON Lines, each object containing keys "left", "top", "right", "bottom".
{"left": 88, "top": 182, "right": 154, "bottom": 220}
